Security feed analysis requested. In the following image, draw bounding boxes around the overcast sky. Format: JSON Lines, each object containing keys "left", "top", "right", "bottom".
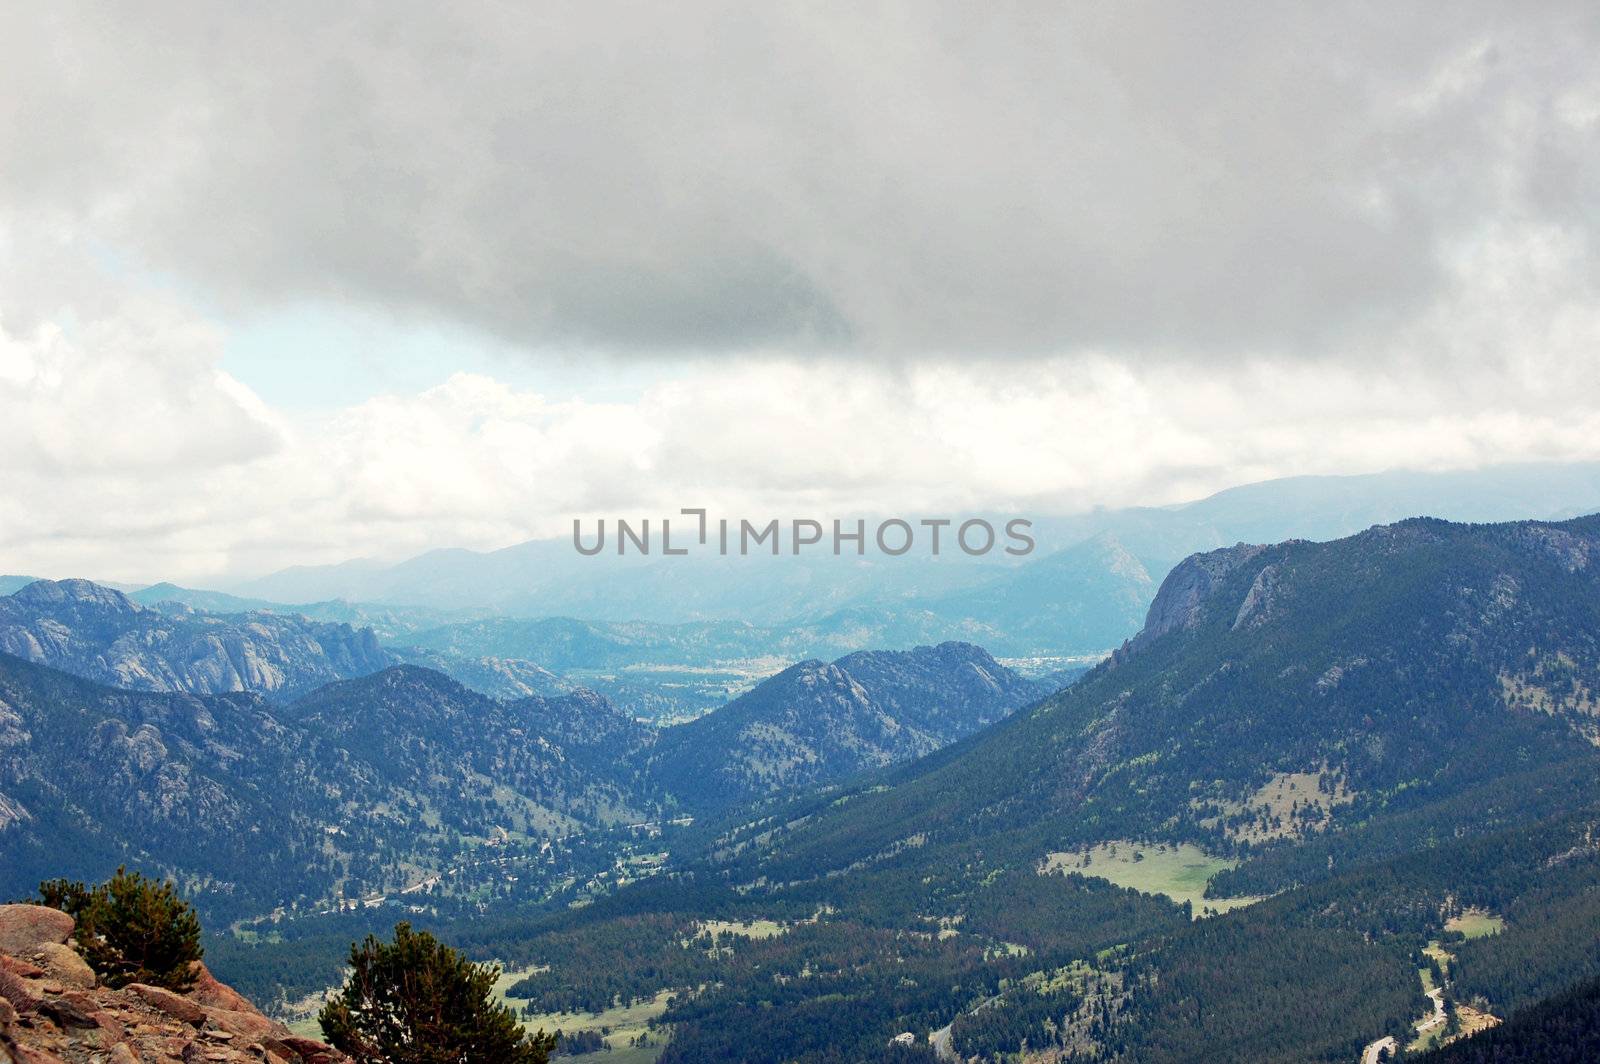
{"left": 2, "top": 2, "right": 1599, "bottom": 584}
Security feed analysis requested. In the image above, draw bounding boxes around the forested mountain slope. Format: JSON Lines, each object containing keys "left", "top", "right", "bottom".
{"left": 638, "top": 642, "right": 1044, "bottom": 811}
{"left": 474, "top": 515, "right": 1600, "bottom": 1063}
{"left": 736, "top": 516, "right": 1600, "bottom": 886}
{"left": 0, "top": 655, "right": 653, "bottom": 919}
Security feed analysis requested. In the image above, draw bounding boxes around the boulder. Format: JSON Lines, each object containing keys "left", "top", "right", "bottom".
{"left": 126, "top": 983, "right": 206, "bottom": 1027}
{"left": 29, "top": 946, "right": 93, "bottom": 991}
{"left": 203, "top": 1005, "right": 286, "bottom": 1042}
{"left": 0, "top": 907, "right": 72, "bottom": 959}
{"left": 187, "top": 964, "right": 253, "bottom": 1013}
{"left": 279, "top": 1036, "right": 346, "bottom": 1064}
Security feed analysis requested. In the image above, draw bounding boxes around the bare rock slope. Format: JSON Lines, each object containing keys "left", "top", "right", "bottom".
{"left": 0, "top": 904, "right": 345, "bottom": 1064}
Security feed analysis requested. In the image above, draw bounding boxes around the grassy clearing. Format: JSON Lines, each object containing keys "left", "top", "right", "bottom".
{"left": 518, "top": 989, "right": 674, "bottom": 1061}
{"left": 1043, "top": 841, "right": 1263, "bottom": 917}
{"left": 698, "top": 918, "right": 786, "bottom": 940}
{"left": 1446, "top": 909, "right": 1504, "bottom": 939}
{"left": 1196, "top": 769, "right": 1354, "bottom": 844}
{"left": 287, "top": 1014, "right": 323, "bottom": 1039}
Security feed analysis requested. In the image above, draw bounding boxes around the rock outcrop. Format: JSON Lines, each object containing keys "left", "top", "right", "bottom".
{"left": 0, "top": 580, "right": 393, "bottom": 700}
{"left": 0, "top": 904, "right": 346, "bottom": 1064}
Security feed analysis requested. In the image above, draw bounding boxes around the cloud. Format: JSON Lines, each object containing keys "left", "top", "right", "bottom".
{"left": 3, "top": 2, "right": 1597, "bottom": 358}
{"left": 5, "top": 338, "right": 1600, "bottom": 585}
{"left": 2, "top": 4, "right": 1599, "bottom": 584}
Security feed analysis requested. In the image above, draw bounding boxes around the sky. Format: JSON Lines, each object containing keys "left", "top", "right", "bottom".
{"left": 2, "top": 2, "right": 1599, "bottom": 585}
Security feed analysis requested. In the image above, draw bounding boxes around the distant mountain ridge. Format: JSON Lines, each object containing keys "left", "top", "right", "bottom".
{"left": 225, "top": 463, "right": 1600, "bottom": 623}
{"left": 0, "top": 579, "right": 394, "bottom": 699}
{"left": 639, "top": 641, "right": 1047, "bottom": 811}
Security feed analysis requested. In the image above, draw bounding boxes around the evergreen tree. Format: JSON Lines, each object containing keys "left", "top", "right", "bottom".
{"left": 319, "top": 922, "right": 557, "bottom": 1064}
{"left": 37, "top": 867, "right": 203, "bottom": 991}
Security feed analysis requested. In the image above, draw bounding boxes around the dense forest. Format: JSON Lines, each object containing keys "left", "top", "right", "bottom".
{"left": 1420, "top": 974, "right": 1600, "bottom": 1063}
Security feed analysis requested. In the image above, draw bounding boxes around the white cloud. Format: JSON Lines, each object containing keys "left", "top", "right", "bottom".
{"left": 5, "top": 321, "right": 1600, "bottom": 585}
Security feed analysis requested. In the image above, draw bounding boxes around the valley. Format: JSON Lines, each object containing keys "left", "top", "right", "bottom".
{"left": 7, "top": 507, "right": 1600, "bottom": 1060}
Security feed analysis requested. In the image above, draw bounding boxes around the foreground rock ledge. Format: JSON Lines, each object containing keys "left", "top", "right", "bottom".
{"left": 0, "top": 903, "right": 347, "bottom": 1064}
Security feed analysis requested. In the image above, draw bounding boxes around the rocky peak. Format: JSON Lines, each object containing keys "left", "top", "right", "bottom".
{"left": 1133, "top": 543, "right": 1265, "bottom": 647}
{"left": 0, "top": 581, "right": 395, "bottom": 700}
{"left": 1105, "top": 543, "right": 1268, "bottom": 669}
{"left": 8, "top": 580, "right": 141, "bottom": 617}
{"left": 0, "top": 903, "right": 347, "bottom": 1064}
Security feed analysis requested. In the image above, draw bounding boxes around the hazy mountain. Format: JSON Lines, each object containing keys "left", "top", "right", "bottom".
{"left": 387, "top": 646, "right": 572, "bottom": 701}
{"left": 128, "top": 582, "right": 280, "bottom": 614}
{"left": 0, "top": 578, "right": 586, "bottom": 708}
{"left": 131, "top": 583, "right": 490, "bottom": 641}
{"left": 0, "top": 579, "right": 395, "bottom": 700}
{"left": 912, "top": 531, "right": 1153, "bottom": 654}
{"left": 0, "top": 576, "right": 41, "bottom": 596}
{"left": 639, "top": 642, "right": 1046, "bottom": 811}
{"left": 222, "top": 463, "right": 1600, "bottom": 660}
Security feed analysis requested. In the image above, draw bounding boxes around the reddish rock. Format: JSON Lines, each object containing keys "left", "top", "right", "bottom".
{"left": 203, "top": 1005, "right": 286, "bottom": 1042}
{"left": 30, "top": 945, "right": 93, "bottom": 991}
{"left": 0, "top": 970, "right": 39, "bottom": 1014}
{"left": 279, "top": 1035, "right": 346, "bottom": 1063}
{"left": 0, "top": 908, "right": 72, "bottom": 959}
{"left": 127, "top": 983, "right": 207, "bottom": 1027}
{"left": 1, "top": 940, "right": 350, "bottom": 1064}
{"left": 0, "top": 957, "right": 43, "bottom": 980}
{"left": 187, "top": 964, "right": 254, "bottom": 1013}
{"left": 36, "top": 997, "right": 98, "bottom": 1030}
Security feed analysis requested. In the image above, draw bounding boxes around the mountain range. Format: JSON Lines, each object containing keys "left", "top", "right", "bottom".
{"left": 0, "top": 654, "right": 656, "bottom": 919}
{"left": 0, "top": 596, "right": 1043, "bottom": 922}
{"left": 463, "top": 513, "right": 1600, "bottom": 1062}
{"left": 0, "top": 579, "right": 393, "bottom": 700}
{"left": 10, "top": 503, "right": 1600, "bottom": 1060}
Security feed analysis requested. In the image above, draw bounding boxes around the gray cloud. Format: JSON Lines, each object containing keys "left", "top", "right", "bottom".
{"left": 3, "top": 1, "right": 1597, "bottom": 357}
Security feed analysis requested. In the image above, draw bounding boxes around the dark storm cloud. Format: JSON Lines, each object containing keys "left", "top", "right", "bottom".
{"left": 3, "top": 1, "right": 1597, "bottom": 356}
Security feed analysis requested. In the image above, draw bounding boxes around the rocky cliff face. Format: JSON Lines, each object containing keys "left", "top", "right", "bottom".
{"left": 0, "top": 903, "right": 346, "bottom": 1064}
{"left": 0, "top": 580, "right": 394, "bottom": 700}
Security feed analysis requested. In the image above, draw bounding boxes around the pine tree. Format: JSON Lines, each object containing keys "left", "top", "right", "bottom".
{"left": 319, "top": 922, "right": 558, "bottom": 1064}
{"left": 38, "top": 867, "right": 203, "bottom": 990}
